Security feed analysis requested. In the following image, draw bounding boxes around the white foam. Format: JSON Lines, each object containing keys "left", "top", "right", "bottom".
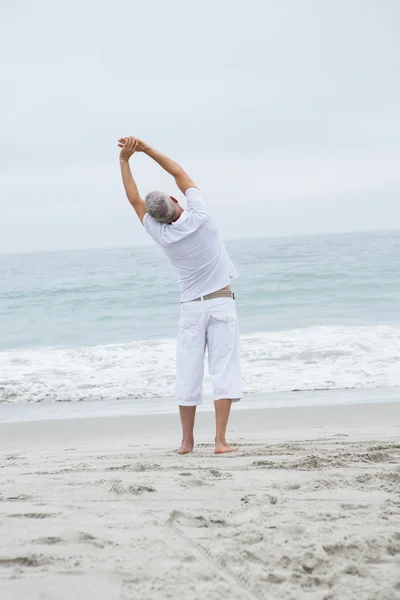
{"left": 1, "top": 325, "right": 400, "bottom": 404}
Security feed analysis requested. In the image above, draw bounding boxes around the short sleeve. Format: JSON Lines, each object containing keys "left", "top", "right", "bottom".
{"left": 143, "top": 213, "right": 165, "bottom": 245}
{"left": 185, "top": 188, "right": 210, "bottom": 219}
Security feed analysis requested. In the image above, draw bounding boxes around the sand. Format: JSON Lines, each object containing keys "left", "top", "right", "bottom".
{"left": 0, "top": 401, "right": 399, "bottom": 600}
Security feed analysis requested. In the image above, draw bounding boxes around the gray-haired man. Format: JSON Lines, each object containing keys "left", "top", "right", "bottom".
{"left": 118, "top": 137, "right": 242, "bottom": 454}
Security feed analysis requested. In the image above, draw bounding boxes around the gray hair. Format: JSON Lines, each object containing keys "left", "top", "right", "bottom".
{"left": 145, "top": 190, "right": 176, "bottom": 223}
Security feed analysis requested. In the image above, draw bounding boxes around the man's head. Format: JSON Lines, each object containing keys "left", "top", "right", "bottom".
{"left": 145, "top": 190, "right": 179, "bottom": 223}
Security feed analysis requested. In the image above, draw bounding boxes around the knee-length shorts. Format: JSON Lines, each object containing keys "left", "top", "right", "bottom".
{"left": 176, "top": 297, "right": 243, "bottom": 406}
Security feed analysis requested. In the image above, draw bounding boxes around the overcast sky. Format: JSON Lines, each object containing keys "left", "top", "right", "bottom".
{"left": 0, "top": 0, "right": 399, "bottom": 253}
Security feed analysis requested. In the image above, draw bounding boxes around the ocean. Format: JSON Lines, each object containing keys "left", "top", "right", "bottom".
{"left": 1, "top": 230, "right": 400, "bottom": 414}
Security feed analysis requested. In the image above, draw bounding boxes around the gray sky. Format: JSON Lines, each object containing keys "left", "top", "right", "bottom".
{"left": 0, "top": 0, "right": 399, "bottom": 253}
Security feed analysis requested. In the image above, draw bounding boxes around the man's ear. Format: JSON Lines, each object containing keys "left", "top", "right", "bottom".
{"left": 170, "top": 196, "right": 178, "bottom": 204}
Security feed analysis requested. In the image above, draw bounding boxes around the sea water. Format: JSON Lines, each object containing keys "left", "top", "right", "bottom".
{"left": 1, "top": 230, "right": 399, "bottom": 411}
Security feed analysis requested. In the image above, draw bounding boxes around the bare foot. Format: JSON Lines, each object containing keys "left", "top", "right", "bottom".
{"left": 176, "top": 444, "right": 194, "bottom": 455}
{"left": 215, "top": 442, "right": 237, "bottom": 455}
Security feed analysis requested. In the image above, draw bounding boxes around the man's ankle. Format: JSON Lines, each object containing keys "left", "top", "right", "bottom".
{"left": 182, "top": 438, "right": 194, "bottom": 446}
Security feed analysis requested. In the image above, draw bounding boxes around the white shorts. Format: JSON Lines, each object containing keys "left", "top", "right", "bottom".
{"left": 176, "top": 297, "right": 243, "bottom": 406}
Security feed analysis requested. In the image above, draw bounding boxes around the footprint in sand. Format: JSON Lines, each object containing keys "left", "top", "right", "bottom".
{"left": 341, "top": 503, "right": 369, "bottom": 510}
{"left": 361, "top": 451, "right": 392, "bottom": 463}
{"left": 287, "top": 483, "right": 301, "bottom": 490}
{"left": 5, "top": 454, "right": 22, "bottom": 460}
{"left": 106, "top": 463, "right": 160, "bottom": 472}
{"left": 322, "top": 542, "right": 361, "bottom": 557}
{"left": 8, "top": 513, "right": 56, "bottom": 519}
{"left": 75, "top": 532, "right": 118, "bottom": 548}
{"left": 240, "top": 494, "right": 256, "bottom": 505}
{"left": 207, "top": 468, "right": 232, "bottom": 479}
{"left": 169, "top": 510, "right": 227, "bottom": 528}
{"left": 109, "top": 480, "right": 155, "bottom": 495}
{"left": 252, "top": 460, "right": 277, "bottom": 469}
{"left": 209, "top": 469, "right": 222, "bottom": 477}
{"left": 105, "top": 464, "right": 134, "bottom": 472}
{"left": 367, "top": 443, "right": 400, "bottom": 451}
{"left": 242, "top": 549, "right": 268, "bottom": 566}
{"left": 0, "top": 555, "right": 49, "bottom": 567}
{"left": 33, "top": 537, "right": 64, "bottom": 545}
{"left": 2, "top": 494, "right": 31, "bottom": 502}
{"left": 181, "top": 478, "right": 210, "bottom": 488}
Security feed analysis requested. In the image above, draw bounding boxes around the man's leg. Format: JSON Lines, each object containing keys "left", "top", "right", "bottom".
{"left": 214, "top": 399, "right": 237, "bottom": 454}
{"left": 207, "top": 297, "right": 243, "bottom": 454}
{"left": 176, "top": 303, "right": 206, "bottom": 454}
{"left": 177, "top": 405, "right": 197, "bottom": 454}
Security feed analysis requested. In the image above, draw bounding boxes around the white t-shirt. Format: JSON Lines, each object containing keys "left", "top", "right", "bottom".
{"left": 143, "top": 188, "right": 238, "bottom": 302}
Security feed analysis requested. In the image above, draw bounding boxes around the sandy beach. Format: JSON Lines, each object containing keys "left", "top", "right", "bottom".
{"left": 1, "top": 401, "right": 399, "bottom": 600}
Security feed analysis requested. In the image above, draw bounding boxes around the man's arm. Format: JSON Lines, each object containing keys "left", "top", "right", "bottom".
{"left": 118, "top": 137, "right": 197, "bottom": 195}
{"left": 118, "top": 137, "right": 146, "bottom": 223}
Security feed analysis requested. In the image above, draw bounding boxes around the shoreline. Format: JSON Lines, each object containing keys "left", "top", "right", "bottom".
{"left": 1, "top": 401, "right": 399, "bottom": 451}
{"left": 1, "top": 385, "right": 399, "bottom": 425}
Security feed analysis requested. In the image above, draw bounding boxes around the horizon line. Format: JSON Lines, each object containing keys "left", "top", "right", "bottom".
{"left": 0, "top": 227, "right": 399, "bottom": 258}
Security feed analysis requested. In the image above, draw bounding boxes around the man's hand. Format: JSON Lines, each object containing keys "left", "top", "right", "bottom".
{"left": 118, "top": 137, "right": 148, "bottom": 159}
{"left": 118, "top": 136, "right": 141, "bottom": 162}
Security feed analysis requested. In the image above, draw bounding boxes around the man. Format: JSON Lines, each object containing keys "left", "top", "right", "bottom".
{"left": 118, "top": 136, "right": 242, "bottom": 454}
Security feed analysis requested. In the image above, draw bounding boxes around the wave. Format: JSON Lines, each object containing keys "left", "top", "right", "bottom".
{"left": 1, "top": 325, "right": 400, "bottom": 404}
